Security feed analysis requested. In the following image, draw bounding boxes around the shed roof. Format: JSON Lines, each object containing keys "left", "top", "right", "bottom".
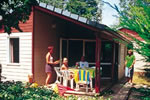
{"left": 119, "top": 28, "right": 144, "bottom": 42}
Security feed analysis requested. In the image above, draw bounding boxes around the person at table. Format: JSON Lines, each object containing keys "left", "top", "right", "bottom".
{"left": 79, "top": 56, "right": 89, "bottom": 68}
{"left": 60, "top": 58, "right": 68, "bottom": 70}
{"left": 60, "top": 58, "right": 72, "bottom": 86}
{"left": 61, "top": 58, "right": 74, "bottom": 78}
{"left": 45, "top": 46, "right": 60, "bottom": 86}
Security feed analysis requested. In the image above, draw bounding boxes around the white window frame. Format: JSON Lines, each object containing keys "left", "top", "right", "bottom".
{"left": 7, "top": 35, "right": 20, "bottom": 65}
{"left": 60, "top": 38, "right": 96, "bottom": 66}
{"left": 60, "top": 38, "right": 114, "bottom": 66}
{"left": 60, "top": 38, "right": 115, "bottom": 78}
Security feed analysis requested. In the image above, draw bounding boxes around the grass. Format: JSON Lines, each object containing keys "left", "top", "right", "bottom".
{"left": 127, "top": 72, "right": 150, "bottom": 100}
{"left": 133, "top": 72, "right": 150, "bottom": 86}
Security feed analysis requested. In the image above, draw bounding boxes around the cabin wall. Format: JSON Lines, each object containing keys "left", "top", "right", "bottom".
{"left": 118, "top": 43, "right": 127, "bottom": 80}
{"left": 34, "top": 9, "right": 63, "bottom": 85}
{"left": 0, "top": 33, "right": 32, "bottom": 81}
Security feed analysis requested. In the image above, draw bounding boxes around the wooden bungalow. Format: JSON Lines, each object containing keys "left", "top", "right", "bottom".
{"left": 0, "top": 1, "right": 129, "bottom": 93}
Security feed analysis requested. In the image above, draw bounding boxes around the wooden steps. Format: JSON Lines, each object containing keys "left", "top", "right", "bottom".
{"left": 64, "top": 90, "right": 99, "bottom": 96}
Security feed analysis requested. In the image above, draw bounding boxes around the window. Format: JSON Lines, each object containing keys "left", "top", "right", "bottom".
{"left": 101, "top": 42, "right": 113, "bottom": 63}
{"left": 9, "top": 38, "right": 19, "bottom": 63}
{"left": 62, "top": 40, "right": 68, "bottom": 58}
{"left": 85, "top": 41, "right": 96, "bottom": 63}
{"left": 60, "top": 39, "right": 95, "bottom": 67}
{"left": 68, "top": 40, "right": 83, "bottom": 66}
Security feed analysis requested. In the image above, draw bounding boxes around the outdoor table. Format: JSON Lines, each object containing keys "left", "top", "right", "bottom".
{"left": 68, "top": 67, "right": 95, "bottom": 83}
{"left": 59, "top": 67, "right": 95, "bottom": 89}
{"left": 68, "top": 67, "right": 95, "bottom": 90}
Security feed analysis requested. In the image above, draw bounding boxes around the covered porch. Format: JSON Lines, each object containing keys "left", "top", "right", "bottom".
{"left": 32, "top": 5, "right": 126, "bottom": 93}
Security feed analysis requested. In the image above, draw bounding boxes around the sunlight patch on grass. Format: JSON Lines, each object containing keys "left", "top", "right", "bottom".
{"left": 133, "top": 73, "right": 150, "bottom": 86}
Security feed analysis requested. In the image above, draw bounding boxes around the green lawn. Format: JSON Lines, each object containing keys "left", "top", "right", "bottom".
{"left": 133, "top": 72, "right": 150, "bottom": 86}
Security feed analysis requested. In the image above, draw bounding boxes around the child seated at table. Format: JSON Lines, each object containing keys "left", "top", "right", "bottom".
{"left": 61, "top": 58, "right": 68, "bottom": 70}
{"left": 79, "top": 56, "right": 89, "bottom": 68}
{"left": 60, "top": 58, "right": 74, "bottom": 87}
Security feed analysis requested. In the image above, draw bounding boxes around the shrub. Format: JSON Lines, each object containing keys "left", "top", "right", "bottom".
{"left": 0, "top": 81, "right": 63, "bottom": 100}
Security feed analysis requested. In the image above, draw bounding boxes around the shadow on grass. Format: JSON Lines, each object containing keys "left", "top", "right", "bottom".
{"left": 130, "top": 87, "right": 150, "bottom": 100}
{"left": 143, "top": 68, "right": 150, "bottom": 78}
{"left": 136, "top": 67, "right": 150, "bottom": 81}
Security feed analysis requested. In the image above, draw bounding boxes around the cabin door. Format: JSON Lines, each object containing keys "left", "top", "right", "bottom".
{"left": 101, "top": 41, "right": 113, "bottom": 79}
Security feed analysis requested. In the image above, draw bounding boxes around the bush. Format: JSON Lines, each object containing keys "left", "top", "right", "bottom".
{"left": 0, "top": 81, "right": 63, "bottom": 100}
{"left": 0, "top": 81, "right": 112, "bottom": 100}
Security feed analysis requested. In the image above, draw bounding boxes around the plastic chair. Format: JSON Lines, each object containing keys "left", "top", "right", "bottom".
{"left": 61, "top": 70, "right": 74, "bottom": 89}
{"left": 54, "top": 67, "right": 63, "bottom": 84}
{"left": 76, "top": 69, "right": 91, "bottom": 92}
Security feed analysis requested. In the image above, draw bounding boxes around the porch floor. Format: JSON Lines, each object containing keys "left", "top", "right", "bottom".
{"left": 64, "top": 79, "right": 112, "bottom": 96}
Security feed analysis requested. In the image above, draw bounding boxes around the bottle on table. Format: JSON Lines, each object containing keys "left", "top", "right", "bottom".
{"left": 75, "top": 62, "right": 79, "bottom": 69}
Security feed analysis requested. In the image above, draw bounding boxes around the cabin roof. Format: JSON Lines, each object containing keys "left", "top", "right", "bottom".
{"left": 36, "top": 0, "right": 129, "bottom": 42}
{"left": 0, "top": 0, "right": 129, "bottom": 42}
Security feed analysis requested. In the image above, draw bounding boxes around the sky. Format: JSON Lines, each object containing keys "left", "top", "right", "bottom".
{"left": 102, "top": 0, "right": 120, "bottom": 27}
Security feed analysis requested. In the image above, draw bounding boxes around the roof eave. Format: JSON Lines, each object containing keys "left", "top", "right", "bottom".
{"left": 36, "top": 1, "right": 129, "bottom": 42}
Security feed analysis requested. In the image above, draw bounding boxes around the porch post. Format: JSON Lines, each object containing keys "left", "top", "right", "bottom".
{"left": 95, "top": 37, "right": 101, "bottom": 93}
{"left": 111, "top": 42, "right": 115, "bottom": 81}
{"left": 32, "top": 7, "right": 35, "bottom": 77}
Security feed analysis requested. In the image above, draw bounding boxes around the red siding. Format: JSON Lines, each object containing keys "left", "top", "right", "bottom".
{"left": 119, "top": 28, "right": 144, "bottom": 41}
{"left": 0, "top": 11, "right": 33, "bottom": 33}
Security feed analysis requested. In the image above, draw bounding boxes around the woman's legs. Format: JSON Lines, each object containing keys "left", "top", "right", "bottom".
{"left": 45, "top": 72, "right": 52, "bottom": 85}
{"left": 128, "top": 78, "right": 132, "bottom": 83}
{"left": 125, "top": 67, "right": 132, "bottom": 83}
{"left": 129, "top": 68, "right": 134, "bottom": 83}
{"left": 125, "top": 67, "right": 134, "bottom": 83}
{"left": 125, "top": 67, "right": 129, "bottom": 82}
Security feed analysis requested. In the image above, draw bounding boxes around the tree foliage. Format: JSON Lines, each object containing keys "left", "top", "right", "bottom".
{"left": 116, "top": 0, "right": 150, "bottom": 61}
{"left": 41, "top": 0, "right": 103, "bottom": 22}
{"left": 119, "top": 0, "right": 136, "bottom": 12}
{"left": 66, "top": 0, "right": 98, "bottom": 20}
{"left": 0, "top": 0, "right": 38, "bottom": 34}
{"left": 41, "top": 0, "right": 66, "bottom": 9}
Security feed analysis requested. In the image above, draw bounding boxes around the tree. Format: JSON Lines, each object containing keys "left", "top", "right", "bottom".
{"left": 119, "top": 0, "right": 150, "bottom": 17}
{"left": 66, "top": 0, "right": 99, "bottom": 20}
{"left": 0, "top": 0, "right": 38, "bottom": 34}
{"left": 119, "top": 0, "right": 136, "bottom": 11}
{"left": 41, "top": 0, "right": 66, "bottom": 9}
{"left": 41, "top": 0, "right": 103, "bottom": 22}
{"left": 112, "top": 0, "right": 150, "bottom": 61}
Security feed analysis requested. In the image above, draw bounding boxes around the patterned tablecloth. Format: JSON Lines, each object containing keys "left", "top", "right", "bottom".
{"left": 68, "top": 68, "right": 95, "bottom": 83}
